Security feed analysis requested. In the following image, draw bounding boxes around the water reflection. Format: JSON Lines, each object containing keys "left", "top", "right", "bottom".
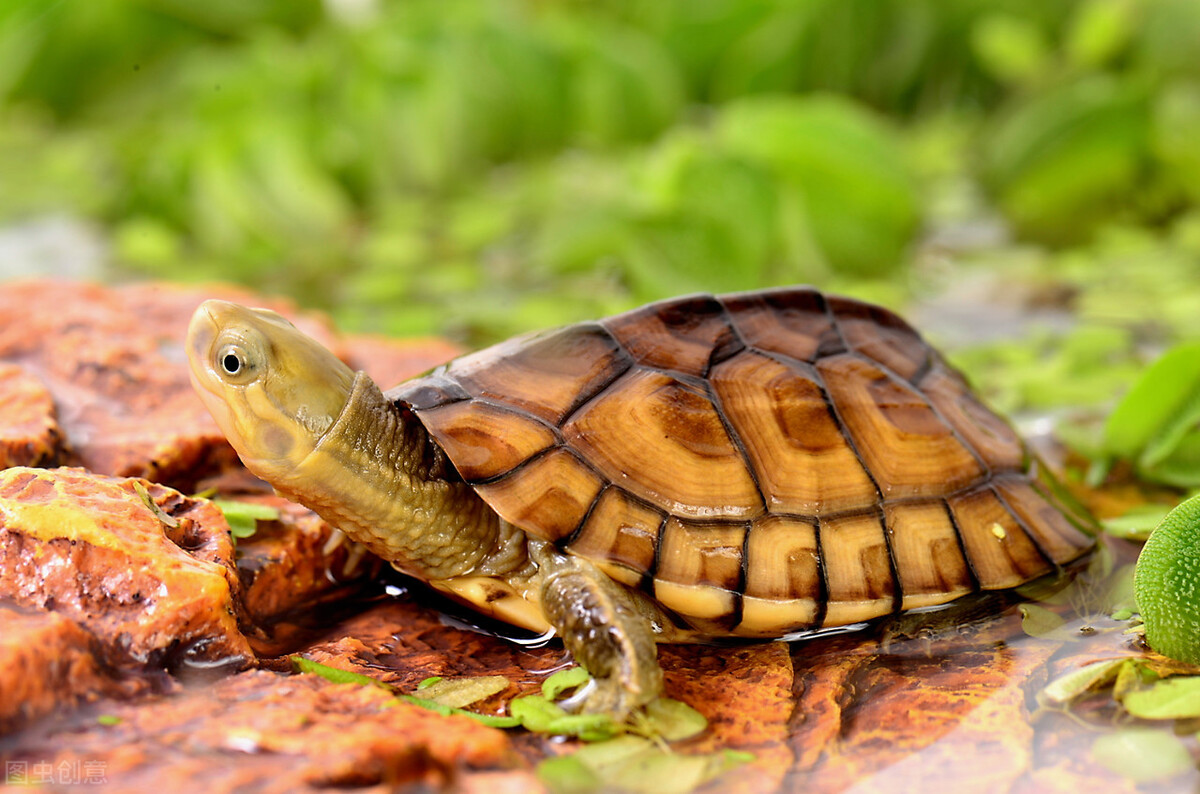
{"left": 786, "top": 534, "right": 1196, "bottom": 792}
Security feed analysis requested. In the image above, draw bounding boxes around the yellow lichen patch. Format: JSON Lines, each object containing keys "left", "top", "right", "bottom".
{"left": 0, "top": 467, "right": 252, "bottom": 669}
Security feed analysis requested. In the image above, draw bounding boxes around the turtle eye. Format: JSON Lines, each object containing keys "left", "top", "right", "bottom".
{"left": 216, "top": 344, "right": 252, "bottom": 380}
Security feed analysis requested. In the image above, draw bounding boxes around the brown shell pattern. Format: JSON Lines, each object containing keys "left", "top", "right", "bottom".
{"left": 389, "top": 288, "right": 1096, "bottom": 638}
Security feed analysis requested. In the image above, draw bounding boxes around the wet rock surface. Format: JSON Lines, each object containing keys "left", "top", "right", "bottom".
{"left": 0, "top": 280, "right": 1192, "bottom": 793}
{"left": 0, "top": 467, "right": 252, "bottom": 671}
{"left": 0, "top": 362, "right": 64, "bottom": 468}
{"left": 4, "top": 670, "right": 530, "bottom": 793}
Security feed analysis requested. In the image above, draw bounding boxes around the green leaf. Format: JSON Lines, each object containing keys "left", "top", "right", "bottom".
{"left": 415, "top": 675, "right": 509, "bottom": 709}
{"left": 1120, "top": 675, "right": 1200, "bottom": 719}
{"left": 290, "top": 655, "right": 392, "bottom": 690}
{"left": 1102, "top": 503, "right": 1176, "bottom": 541}
{"left": 1091, "top": 728, "right": 1193, "bottom": 783}
{"left": 96, "top": 714, "right": 122, "bottom": 726}
{"left": 713, "top": 95, "right": 918, "bottom": 278}
{"left": 212, "top": 498, "right": 280, "bottom": 542}
{"left": 540, "top": 735, "right": 753, "bottom": 794}
{"left": 1103, "top": 341, "right": 1200, "bottom": 477}
{"left": 1066, "top": 0, "right": 1136, "bottom": 69}
{"left": 981, "top": 77, "right": 1149, "bottom": 245}
{"left": 543, "top": 666, "right": 592, "bottom": 700}
{"left": 510, "top": 694, "right": 621, "bottom": 742}
{"left": 1018, "top": 603, "right": 1078, "bottom": 640}
{"left": 634, "top": 698, "right": 708, "bottom": 742}
{"left": 1038, "top": 658, "right": 1128, "bottom": 707}
{"left": 537, "top": 755, "right": 602, "bottom": 793}
{"left": 970, "top": 14, "right": 1049, "bottom": 86}
{"left": 132, "top": 481, "right": 179, "bottom": 529}
{"left": 401, "top": 695, "right": 522, "bottom": 729}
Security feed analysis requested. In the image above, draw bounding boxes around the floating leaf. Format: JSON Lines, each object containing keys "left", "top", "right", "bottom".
{"left": 401, "top": 695, "right": 521, "bottom": 729}
{"left": 415, "top": 675, "right": 509, "bottom": 709}
{"left": 510, "top": 694, "right": 621, "bottom": 742}
{"left": 1038, "top": 658, "right": 1128, "bottom": 707}
{"left": 1101, "top": 502, "right": 1176, "bottom": 542}
{"left": 1018, "top": 603, "right": 1079, "bottom": 640}
{"left": 633, "top": 697, "right": 708, "bottom": 742}
{"left": 1120, "top": 675, "right": 1200, "bottom": 719}
{"left": 543, "top": 666, "right": 592, "bottom": 700}
{"left": 538, "top": 755, "right": 601, "bottom": 793}
{"left": 1111, "top": 659, "right": 1159, "bottom": 702}
{"left": 539, "top": 735, "right": 753, "bottom": 794}
{"left": 1091, "top": 728, "right": 1193, "bottom": 783}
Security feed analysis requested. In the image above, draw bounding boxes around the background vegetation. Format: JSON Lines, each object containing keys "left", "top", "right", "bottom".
{"left": 5, "top": 0, "right": 1200, "bottom": 484}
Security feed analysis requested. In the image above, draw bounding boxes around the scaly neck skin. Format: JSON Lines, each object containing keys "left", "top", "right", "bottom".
{"left": 278, "top": 372, "right": 526, "bottom": 582}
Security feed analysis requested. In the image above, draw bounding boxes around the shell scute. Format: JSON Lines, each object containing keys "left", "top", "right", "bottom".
{"left": 819, "top": 510, "right": 898, "bottom": 626}
{"left": 817, "top": 353, "right": 986, "bottom": 498}
{"left": 740, "top": 515, "right": 821, "bottom": 636}
{"left": 723, "top": 287, "right": 842, "bottom": 362}
{"left": 415, "top": 400, "right": 556, "bottom": 482}
{"left": 652, "top": 518, "right": 745, "bottom": 626}
{"left": 708, "top": 350, "right": 876, "bottom": 516}
{"left": 947, "top": 484, "right": 1053, "bottom": 589}
{"left": 473, "top": 447, "right": 604, "bottom": 542}
{"left": 883, "top": 500, "right": 975, "bottom": 610}
{"left": 447, "top": 323, "right": 628, "bottom": 425}
{"left": 568, "top": 487, "right": 663, "bottom": 588}
{"left": 992, "top": 475, "right": 1095, "bottom": 564}
{"left": 562, "top": 368, "right": 762, "bottom": 519}
{"left": 602, "top": 294, "right": 743, "bottom": 377}
{"left": 828, "top": 294, "right": 931, "bottom": 380}
{"left": 918, "top": 365, "right": 1025, "bottom": 472}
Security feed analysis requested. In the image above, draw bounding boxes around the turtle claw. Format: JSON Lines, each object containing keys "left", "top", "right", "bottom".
{"left": 558, "top": 677, "right": 598, "bottom": 713}
{"left": 558, "top": 673, "right": 653, "bottom": 720}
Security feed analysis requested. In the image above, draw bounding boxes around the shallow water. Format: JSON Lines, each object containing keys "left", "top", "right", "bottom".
{"left": 779, "top": 533, "right": 1196, "bottom": 793}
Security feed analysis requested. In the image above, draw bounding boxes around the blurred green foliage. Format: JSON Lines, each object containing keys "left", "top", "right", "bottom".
{"left": 4, "top": 0, "right": 1200, "bottom": 363}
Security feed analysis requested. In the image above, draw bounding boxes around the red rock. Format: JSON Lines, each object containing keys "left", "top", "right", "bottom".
{"left": 345, "top": 333, "right": 463, "bottom": 390}
{"left": 660, "top": 643, "right": 795, "bottom": 794}
{"left": 0, "top": 603, "right": 151, "bottom": 734}
{"left": 232, "top": 495, "right": 383, "bottom": 639}
{"left": 0, "top": 466, "right": 253, "bottom": 671}
{"left": 1, "top": 669, "right": 534, "bottom": 792}
{"left": 0, "top": 362, "right": 65, "bottom": 468}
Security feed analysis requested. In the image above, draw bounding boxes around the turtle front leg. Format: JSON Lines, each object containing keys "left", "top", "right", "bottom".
{"left": 533, "top": 543, "right": 665, "bottom": 719}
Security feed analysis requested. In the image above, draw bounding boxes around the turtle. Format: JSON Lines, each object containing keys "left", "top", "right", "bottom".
{"left": 186, "top": 287, "right": 1096, "bottom": 717}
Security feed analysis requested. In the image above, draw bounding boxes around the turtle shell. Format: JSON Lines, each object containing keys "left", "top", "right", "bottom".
{"left": 389, "top": 287, "right": 1096, "bottom": 638}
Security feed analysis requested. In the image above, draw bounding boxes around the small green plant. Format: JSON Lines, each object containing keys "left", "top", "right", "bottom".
{"left": 1134, "top": 493, "right": 1200, "bottom": 664}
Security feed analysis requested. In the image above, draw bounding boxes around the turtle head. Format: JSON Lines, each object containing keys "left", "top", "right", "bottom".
{"left": 186, "top": 300, "right": 356, "bottom": 486}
